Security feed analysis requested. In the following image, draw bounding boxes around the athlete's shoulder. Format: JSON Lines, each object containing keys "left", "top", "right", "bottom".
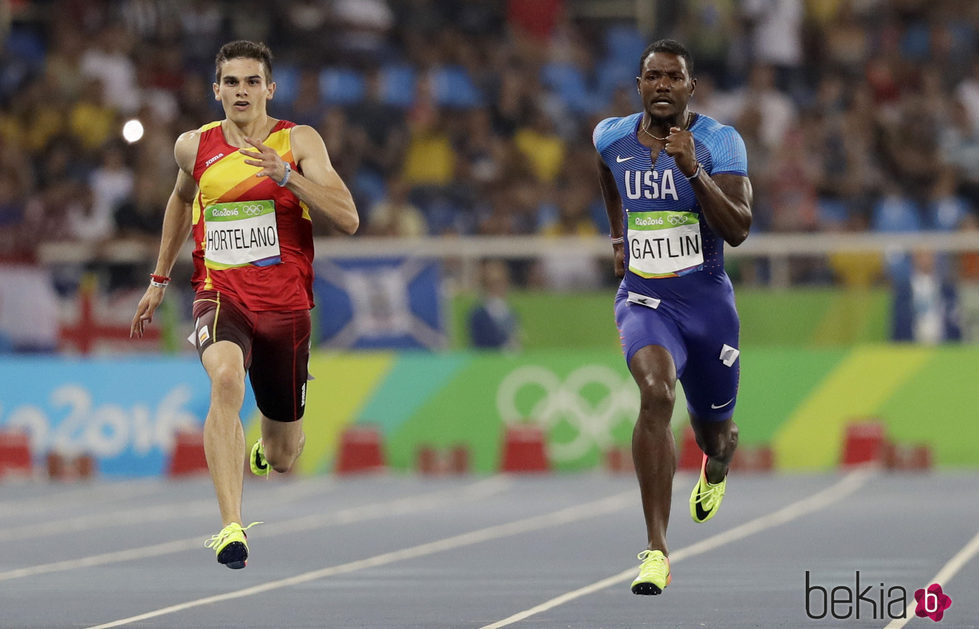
{"left": 593, "top": 112, "right": 641, "bottom": 153}
{"left": 174, "top": 126, "right": 208, "bottom": 173}
{"left": 690, "top": 113, "right": 748, "bottom": 176}
{"left": 268, "top": 120, "right": 322, "bottom": 147}
{"left": 177, "top": 119, "right": 220, "bottom": 145}
{"left": 283, "top": 123, "right": 329, "bottom": 163}
{"left": 184, "top": 120, "right": 223, "bottom": 153}
{"left": 690, "top": 113, "right": 740, "bottom": 140}
{"left": 198, "top": 120, "right": 223, "bottom": 133}
{"left": 288, "top": 123, "right": 321, "bottom": 141}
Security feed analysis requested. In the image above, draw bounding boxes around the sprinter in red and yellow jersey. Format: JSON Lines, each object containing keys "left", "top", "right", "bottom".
{"left": 130, "top": 40, "right": 358, "bottom": 570}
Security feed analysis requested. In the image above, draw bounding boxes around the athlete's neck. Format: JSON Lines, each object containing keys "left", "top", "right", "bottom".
{"left": 640, "top": 110, "right": 691, "bottom": 140}
{"left": 221, "top": 116, "right": 276, "bottom": 147}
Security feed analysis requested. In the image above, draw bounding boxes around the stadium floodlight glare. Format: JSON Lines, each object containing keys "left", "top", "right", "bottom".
{"left": 122, "top": 119, "right": 145, "bottom": 143}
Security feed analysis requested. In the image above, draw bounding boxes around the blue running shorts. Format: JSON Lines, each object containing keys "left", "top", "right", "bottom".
{"left": 614, "top": 286, "right": 741, "bottom": 421}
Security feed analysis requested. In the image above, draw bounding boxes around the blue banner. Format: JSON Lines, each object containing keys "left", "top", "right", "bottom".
{"left": 313, "top": 257, "right": 445, "bottom": 350}
{"left": 0, "top": 357, "right": 256, "bottom": 477}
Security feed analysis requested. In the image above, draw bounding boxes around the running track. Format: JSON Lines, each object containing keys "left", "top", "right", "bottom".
{"left": 0, "top": 471, "right": 976, "bottom": 628}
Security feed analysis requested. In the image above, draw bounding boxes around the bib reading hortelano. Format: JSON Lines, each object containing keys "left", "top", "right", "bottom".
{"left": 627, "top": 210, "right": 703, "bottom": 278}
{"left": 204, "top": 200, "right": 281, "bottom": 269}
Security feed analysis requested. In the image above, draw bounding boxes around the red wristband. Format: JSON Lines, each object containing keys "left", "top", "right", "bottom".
{"left": 150, "top": 274, "right": 171, "bottom": 288}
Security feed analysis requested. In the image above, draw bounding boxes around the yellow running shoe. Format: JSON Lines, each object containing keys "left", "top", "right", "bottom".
{"left": 250, "top": 439, "right": 270, "bottom": 477}
{"left": 631, "top": 549, "right": 671, "bottom": 595}
{"left": 690, "top": 454, "right": 726, "bottom": 523}
{"left": 204, "top": 521, "right": 262, "bottom": 569}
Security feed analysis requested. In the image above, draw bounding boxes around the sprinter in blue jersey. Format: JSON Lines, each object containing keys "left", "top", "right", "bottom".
{"left": 594, "top": 39, "right": 753, "bottom": 596}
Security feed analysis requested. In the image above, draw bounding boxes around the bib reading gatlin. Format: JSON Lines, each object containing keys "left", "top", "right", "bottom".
{"left": 627, "top": 210, "right": 703, "bottom": 279}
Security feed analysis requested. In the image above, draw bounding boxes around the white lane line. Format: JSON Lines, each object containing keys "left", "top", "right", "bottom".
{"left": 883, "top": 528, "right": 979, "bottom": 629}
{"left": 0, "top": 476, "right": 509, "bottom": 582}
{"left": 84, "top": 488, "right": 634, "bottom": 629}
{"left": 480, "top": 470, "right": 874, "bottom": 629}
{"left": 0, "top": 477, "right": 338, "bottom": 541}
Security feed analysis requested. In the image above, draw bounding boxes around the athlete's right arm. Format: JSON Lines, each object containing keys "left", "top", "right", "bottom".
{"left": 130, "top": 132, "right": 200, "bottom": 338}
{"left": 596, "top": 153, "right": 625, "bottom": 279}
{"left": 240, "top": 125, "right": 359, "bottom": 234}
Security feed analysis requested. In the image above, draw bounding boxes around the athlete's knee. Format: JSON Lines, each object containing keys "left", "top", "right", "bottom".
{"left": 636, "top": 376, "right": 675, "bottom": 422}
{"left": 727, "top": 422, "right": 740, "bottom": 455}
{"left": 208, "top": 362, "right": 245, "bottom": 397}
{"left": 263, "top": 434, "right": 302, "bottom": 473}
{"left": 636, "top": 377, "right": 676, "bottom": 431}
{"left": 698, "top": 421, "right": 739, "bottom": 460}
{"left": 263, "top": 445, "right": 297, "bottom": 474}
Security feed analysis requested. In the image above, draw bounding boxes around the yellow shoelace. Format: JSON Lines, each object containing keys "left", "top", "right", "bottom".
{"left": 203, "top": 521, "right": 263, "bottom": 548}
{"left": 695, "top": 478, "right": 726, "bottom": 508}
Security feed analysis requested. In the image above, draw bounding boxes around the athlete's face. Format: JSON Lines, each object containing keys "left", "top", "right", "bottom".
{"left": 636, "top": 52, "right": 696, "bottom": 123}
{"left": 213, "top": 57, "right": 276, "bottom": 124}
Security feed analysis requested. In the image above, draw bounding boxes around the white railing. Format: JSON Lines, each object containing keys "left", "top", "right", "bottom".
{"left": 36, "top": 231, "right": 979, "bottom": 289}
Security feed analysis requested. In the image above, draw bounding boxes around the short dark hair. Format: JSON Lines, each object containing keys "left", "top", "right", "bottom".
{"left": 638, "top": 39, "right": 694, "bottom": 77}
{"left": 215, "top": 40, "right": 273, "bottom": 83}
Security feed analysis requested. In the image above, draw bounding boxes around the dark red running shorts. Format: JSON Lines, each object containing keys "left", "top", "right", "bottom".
{"left": 192, "top": 290, "right": 310, "bottom": 422}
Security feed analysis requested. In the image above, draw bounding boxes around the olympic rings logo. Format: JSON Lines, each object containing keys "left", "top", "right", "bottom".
{"left": 667, "top": 215, "right": 688, "bottom": 226}
{"left": 239, "top": 204, "right": 266, "bottom": 216}
{"left": 495, "top": 365, "right": 638, "bottom": 461}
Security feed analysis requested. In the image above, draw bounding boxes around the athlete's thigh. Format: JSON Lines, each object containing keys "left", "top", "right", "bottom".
{"left": 248, "top": 309, "right": 311, "bottom": 422}
{"left": 614, "top": 289, "right": 688, "bottom": 375}
{"left": 192, "top": 290, "right": 254, "bottom": 367}
{"left": 677, "top": 297, "right": 741, "bottom": 421}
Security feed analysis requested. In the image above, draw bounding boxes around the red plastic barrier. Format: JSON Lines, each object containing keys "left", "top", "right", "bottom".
{"left": 840, "top": 420, "right": 889, "bottom": 467}
{"left": 499, "top": 425, "right": 549, "bottom": 473}
{"left": 168, "top": 430, "right": 209, "bottom": 477}
{"left": 335, "top": 425, "right": 386, "bottom": 475}
{"left": 0, "top": 431, "right": 32, "bottom": 479}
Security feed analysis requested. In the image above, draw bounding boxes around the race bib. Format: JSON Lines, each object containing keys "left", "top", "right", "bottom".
{"left": 203, "top": 200, "right": 281, "bottom": 269}
{"left": 627, "top": 210, "right": 703, "bottom": 278}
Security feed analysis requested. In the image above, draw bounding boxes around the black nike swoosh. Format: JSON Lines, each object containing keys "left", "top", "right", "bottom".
{"left": 695, "top": 498, "right": 711, "bottom": 522}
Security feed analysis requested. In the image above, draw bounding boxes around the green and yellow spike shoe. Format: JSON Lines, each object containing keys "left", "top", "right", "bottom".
{"left": 203, "top": 522, "right": 262, "bottom": 569}
{"left": 631, "top": 549, "right": 671, "bottom": 595}
{"left": 250, "top": 439, "right": 270, "bottom": 477}
{"left": 690, "top": 454, "right": 727, "bottom": 523}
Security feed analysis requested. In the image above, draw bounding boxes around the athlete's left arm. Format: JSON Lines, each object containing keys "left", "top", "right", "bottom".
{"left": 663, "top": 127, "right": 753, "bottom": 247}
{"left": 689, "top": 173, "right": 753, "bottom": 247}
{"left": 241, "top": 126, "right": 359, "bottom": 234}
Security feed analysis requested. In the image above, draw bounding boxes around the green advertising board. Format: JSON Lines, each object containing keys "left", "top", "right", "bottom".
{"left": 246, "top": 344, "right": 978, "bottom": 474}
{"left": 450, "top": 287, "right": 892, "bottom": 350}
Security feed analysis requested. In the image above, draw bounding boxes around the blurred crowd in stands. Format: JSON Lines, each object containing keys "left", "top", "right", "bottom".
{"left": 1, "top": 0, "right": 978, "bottom": 306}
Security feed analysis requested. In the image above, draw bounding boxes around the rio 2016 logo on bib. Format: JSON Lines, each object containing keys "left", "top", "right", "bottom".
{"left": 627, "top": 210, "right": 703, "bottom": 278}
{"left": 204, "top": 200, "right": 282, "bottom": 269}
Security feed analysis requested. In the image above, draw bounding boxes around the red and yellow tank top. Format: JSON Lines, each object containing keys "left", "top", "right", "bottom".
{"left": 190, "top": 119, "right": 314, "bottom": 311}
